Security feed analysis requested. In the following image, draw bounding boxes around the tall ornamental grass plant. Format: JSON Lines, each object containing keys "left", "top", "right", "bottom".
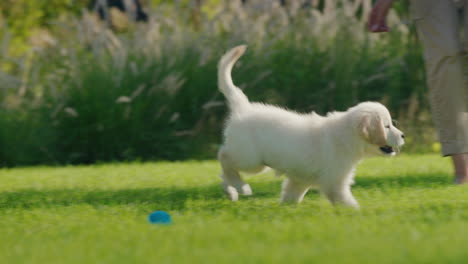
{"left": 0, "top": 0, "right": 429, "bottom": 166}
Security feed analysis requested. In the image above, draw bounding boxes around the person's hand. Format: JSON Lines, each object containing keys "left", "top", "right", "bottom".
{"left": 368, "top": 0, "right": 395, "bottom": 33}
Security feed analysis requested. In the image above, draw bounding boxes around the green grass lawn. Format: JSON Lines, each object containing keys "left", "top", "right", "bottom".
{"left": 0, "top": 154, "right": 467, "bottom": 264}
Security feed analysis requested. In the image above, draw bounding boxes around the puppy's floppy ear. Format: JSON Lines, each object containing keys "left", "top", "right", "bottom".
{"left": 358, "top": 114, "right": 387, "bottom": 146}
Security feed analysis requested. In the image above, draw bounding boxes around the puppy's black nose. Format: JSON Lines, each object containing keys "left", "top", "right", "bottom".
{"left": 401, "top": 134, "right": 405, "bottom": 139}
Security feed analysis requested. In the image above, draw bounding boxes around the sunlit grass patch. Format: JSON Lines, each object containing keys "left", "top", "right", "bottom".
{"left": 0, "top": 154, "right": 467, "bottom": 264}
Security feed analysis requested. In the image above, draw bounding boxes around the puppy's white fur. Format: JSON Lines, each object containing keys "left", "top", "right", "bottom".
{"left": 217, "top": 45, "right": 405, "bottom": 208}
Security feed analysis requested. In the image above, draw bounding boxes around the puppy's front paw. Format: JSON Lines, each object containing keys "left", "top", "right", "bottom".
{"left": 222, "top": 183, "right": 239, "bottom": 201}
{"left": 346, "top": 200, "right": 360, "bottom": 209}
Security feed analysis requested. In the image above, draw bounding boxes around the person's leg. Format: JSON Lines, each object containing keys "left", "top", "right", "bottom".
{"left": 455, "top": 0, "right": 468, "bottom": 184}
{"left": 411, "top": 0, "right": 468, "bottom": 183}
{"left": 453, "top": 153, "right": 468, "bottom": 183}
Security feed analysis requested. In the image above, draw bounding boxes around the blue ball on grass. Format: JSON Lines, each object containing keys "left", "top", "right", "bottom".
{"left": 148, "top": 210, "right": 172, "bottom": 225}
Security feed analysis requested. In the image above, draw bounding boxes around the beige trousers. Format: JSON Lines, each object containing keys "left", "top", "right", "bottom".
{"left": 411, "top": 0, "right": 468, "bottom": 156}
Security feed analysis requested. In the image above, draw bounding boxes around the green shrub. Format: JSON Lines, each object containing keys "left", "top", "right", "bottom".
{"left": 0, "top": 1, "right": 431, "bottom": 166}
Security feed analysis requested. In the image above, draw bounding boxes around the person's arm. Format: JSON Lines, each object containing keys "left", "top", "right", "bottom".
{"left": 368, "top": 0, "right": 396, "bottom": 33}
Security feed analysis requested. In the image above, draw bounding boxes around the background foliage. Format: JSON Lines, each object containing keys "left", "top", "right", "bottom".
{"left": 0, "top": 0, "right": 433, "bottom": 166}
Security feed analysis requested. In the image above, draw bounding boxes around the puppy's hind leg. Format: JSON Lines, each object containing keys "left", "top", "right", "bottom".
{"left": 280, "top": 178, "right": 310, "bottom": 203}
{"left": 218, "top": 148, "right": 252, "bottom": 201}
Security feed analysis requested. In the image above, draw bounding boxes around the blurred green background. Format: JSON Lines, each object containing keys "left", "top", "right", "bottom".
{"left": 0, "top": 0, "right": 435, "bottom": 166}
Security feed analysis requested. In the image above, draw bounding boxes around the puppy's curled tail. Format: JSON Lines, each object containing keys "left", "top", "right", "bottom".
{"left": 218, "top": 45, "right": 249, "bottom": 111}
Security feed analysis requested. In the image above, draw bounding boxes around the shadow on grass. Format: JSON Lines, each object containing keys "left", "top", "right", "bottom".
{"left": 0, "top": 181, "right": 282, "bottom": 211}
{"left": 354, "top": 173, "right": 452, "bottom": 189}
{"left": 0, "top": 173, "right": 451, "bottom": 210}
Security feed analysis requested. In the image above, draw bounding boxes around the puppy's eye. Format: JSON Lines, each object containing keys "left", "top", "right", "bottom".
{"left": 385, "top": 125, "right": 390, "bottom": 129}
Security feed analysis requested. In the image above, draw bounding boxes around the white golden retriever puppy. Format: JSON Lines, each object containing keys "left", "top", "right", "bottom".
{"left": 217, "top": 45, "right": 405, "bottom": 208}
